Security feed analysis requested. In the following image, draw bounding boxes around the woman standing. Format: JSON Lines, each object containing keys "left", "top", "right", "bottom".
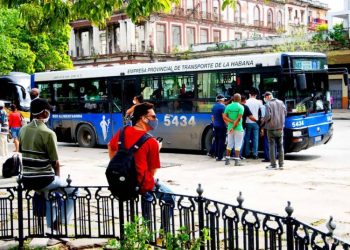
{"left": 8, "top": 104, "right": 22, "bottom": 152}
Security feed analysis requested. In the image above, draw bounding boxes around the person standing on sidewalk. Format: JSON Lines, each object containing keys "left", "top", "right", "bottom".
{"left": 0, "top": 101, "right": 9, "bottom": 158}
{"left": 211, "top": 94, "right": 227, "bottom": 161}
{"left": 244, "top": 88, "right": 263, "bottom": 159}
{"left": 8, "top": 104, "right": 22, "bottom": 152}
{"left": 223, "top": 93, "right": 244, "bottom": 166}
{"left": 263, "top": 92, "right": 287, "bottom": 170}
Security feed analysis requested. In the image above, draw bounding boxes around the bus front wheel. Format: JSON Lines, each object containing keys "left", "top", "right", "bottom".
{"left": 77, "top": 124, "right": 96, "bottom": 148}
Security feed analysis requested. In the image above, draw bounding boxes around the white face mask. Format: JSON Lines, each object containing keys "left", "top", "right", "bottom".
{"left": 132, "top": 100, "right": 137, "bottom": 105}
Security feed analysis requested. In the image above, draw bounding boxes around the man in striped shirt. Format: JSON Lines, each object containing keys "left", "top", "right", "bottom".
{"left": 19, "top": 98, "right": 76, "bottom": 232}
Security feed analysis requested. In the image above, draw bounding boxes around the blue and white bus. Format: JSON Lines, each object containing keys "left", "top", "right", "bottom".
{"left": 32, "top": 52, "right": 348, "bottom": 152}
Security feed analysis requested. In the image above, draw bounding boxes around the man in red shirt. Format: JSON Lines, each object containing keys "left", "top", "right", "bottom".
{"left": 108, "top": 102, "right": 174, "bottom": 198}
{"left": 8, "top": 104, "right": 22, "bottom": 152}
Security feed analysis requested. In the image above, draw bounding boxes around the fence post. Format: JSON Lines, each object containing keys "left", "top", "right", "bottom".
{"left": 17, "top": 179, "right": 24, "bottom": 249}
{"left": 196, "top": 184, "right": 205, "bottom": 250}
{"left": 285, "top": 201, "right": 294, "bottom": 250}
{"left": 119, "top": 199, "right": 125, "bottom": 240}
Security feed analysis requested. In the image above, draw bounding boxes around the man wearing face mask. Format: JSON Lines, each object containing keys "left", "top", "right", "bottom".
{"left": 19, "top": 98, "right": 77, "bottom": 232}
{"left": 108, "top": 102, "right": 173, "bottom": 197}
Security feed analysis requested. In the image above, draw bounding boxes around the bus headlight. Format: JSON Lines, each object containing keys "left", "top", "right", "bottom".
{"left": 293, "top": 131, "right": 302, "bottom": 137}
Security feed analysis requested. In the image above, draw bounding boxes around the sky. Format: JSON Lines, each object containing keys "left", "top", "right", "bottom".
{"left": 319, "top": 0, "right": 344, "bottom": 11}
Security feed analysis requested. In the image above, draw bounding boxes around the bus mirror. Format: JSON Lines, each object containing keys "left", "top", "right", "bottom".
{"left": 343, "top": 72, "right": 349, "bottom": 86}
{"left": 296, "top": 74, "right": 307, "bottom": 90}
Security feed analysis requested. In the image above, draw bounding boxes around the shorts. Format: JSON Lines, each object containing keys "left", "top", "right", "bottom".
{"left": 11, "top": 128, "right": 20, "bottom": 139}
{"left": 226, "top": 130, "right": 244, "bottom": 151}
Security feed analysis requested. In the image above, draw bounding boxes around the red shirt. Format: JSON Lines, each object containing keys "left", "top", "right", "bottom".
{"left": 108, "top": 126, "right": 160, "bottom": 194}
{"left": 9, "top": 111, "right": 22, "bottom": 128}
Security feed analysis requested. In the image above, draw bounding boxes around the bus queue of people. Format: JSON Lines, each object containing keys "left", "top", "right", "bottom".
{"left": 209, "top": 89, "right": 287, "bottom": 170}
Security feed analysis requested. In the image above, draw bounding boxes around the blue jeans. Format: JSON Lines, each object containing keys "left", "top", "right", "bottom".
{"left": 142, "top": 181, "right": 175, "bottom": 231}
{"left": 39, "top": 176, "right": 77, "bottom": 229}
{"left": 267, "top": 129, "right": 284, "bottom": 166}
{"left": 244, "top": 123, "right": 259, "bottom": 156}
{"left": 214, "top": 126, "right": 226, "bottom": 159}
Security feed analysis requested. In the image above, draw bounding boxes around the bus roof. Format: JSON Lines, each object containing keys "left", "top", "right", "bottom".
{"left": 34, "top": 52, "right": 326, "bottom": 82}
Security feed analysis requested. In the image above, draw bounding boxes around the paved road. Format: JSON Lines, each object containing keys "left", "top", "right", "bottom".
{"left": 1, "top": 118, "right": 349, "bottom": 242}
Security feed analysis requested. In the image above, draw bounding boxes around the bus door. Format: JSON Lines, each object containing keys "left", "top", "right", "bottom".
{"left": 109, "top": 77, "right": 139, "bottom": 136}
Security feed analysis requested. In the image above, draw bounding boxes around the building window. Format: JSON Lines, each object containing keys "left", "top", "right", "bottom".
{"left": 172, "top": 25, "right": 181, "bottom": 48}
{"left": 200, "top": 29, "right": 208, "bottom": 43}
{"left": 99, "top": 33, "right": 106, "bottom": 55}
{"left": 288, "top": 8, "right": 292, "bottom": 21}
{"left": 234, "top": 32, "right": 242, "bottom": 40}
{"left": 234, "top": 3, "right": 241, "bottom": 23}
{"left": 267, "top": 9, "right": 273, "bottom": 27}
{"left": 201, "top": 0, "right": 207, "bottom": 13}
{"left": 156, "top": 24, "right": 166, "bottom": 53}
{"left": 213, "top": 30, "right": 220, "bottom": 42}
{"left": 254, "top": 6, "right": 260, "bottom": 26}
{"left": 186, "top": 27, "right": 195, "bottom": 48}
{"left": 277, "top": 11, "right": 283, "bottom": 27}
{"left": 81, "top": 31, "right": 90, "bottom": 57}
{"left": 301, "top": 10, "right": 305, "bottom": 23}
{"left": 187, "top": 0, "right": 194, "bottom": 10}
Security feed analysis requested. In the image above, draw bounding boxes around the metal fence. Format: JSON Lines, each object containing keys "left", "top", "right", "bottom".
{"left": 0, "top": 180, "right": 349, "bottom": 250}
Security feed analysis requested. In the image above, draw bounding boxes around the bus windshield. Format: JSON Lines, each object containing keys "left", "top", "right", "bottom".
{"left": 0, "top": 72, "right": 31, "bottom": 112}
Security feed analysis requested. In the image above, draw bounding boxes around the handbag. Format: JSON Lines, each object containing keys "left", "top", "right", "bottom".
{"left": 2, "top": 154, "right": 21, "bottom": 178}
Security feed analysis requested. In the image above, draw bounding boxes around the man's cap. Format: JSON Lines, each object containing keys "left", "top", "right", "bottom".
{"left": 0, "top": 101, "right": 4, "bottom": 107}
{"left": 31, "top": 98, "right": 52, "bottom": 115}
{"left": 216, "top": 94, "right": 226, "bottom": 101}
{"left": 263, "top": 91, "right": 272, "bottom": 97}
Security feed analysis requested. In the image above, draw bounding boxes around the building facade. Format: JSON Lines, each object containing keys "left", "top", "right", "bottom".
{"left": 69, "top": 0, "right": 328, "bottom": 67}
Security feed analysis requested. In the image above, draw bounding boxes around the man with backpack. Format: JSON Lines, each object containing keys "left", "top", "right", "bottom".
{"left": 107, "top": 102, "right": 173, "bottom": 198}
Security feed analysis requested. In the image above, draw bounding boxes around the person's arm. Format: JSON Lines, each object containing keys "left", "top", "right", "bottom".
{"left": 126, "top": 105, "right": 136, "bottom": 116}
{"left": 233, "top": 114, "right": 242, "bottom": 128}
{"left": 53, "top": 160, "right": 60, "bottom": 176}
{"left": 108, "top": 144, "right": 117, "bottom": 160}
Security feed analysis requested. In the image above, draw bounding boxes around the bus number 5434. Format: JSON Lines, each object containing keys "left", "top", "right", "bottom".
{"left": 164, "top": 114, "right": 196, "bottom": 127}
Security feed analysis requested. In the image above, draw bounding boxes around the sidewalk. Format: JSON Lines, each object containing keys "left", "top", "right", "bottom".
{"left": 332, "top": 109, "right": 350, "bottom": 120}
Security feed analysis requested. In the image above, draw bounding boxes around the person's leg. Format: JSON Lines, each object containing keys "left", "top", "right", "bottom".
{"left": 234, "top": 131, "right": 244, "bottom": 166}
{"left": 42, "top": 176, "right": 77, "bottom": 229}
{"left": 225, "top": 133, "right": 234, "bottom": 165}
{"left": 244, "top": 124, "right": 252, "bottom": 157}
{"left": 251, "top": 123, "right": 259, "bottom": 158}
{"left": 263, "top": 130, "right": 270, "bottom": 161}
{"left": 154, "top": 181, "right": 175, "bottom": 232}
{"left": 276, "top": 130, "right": 284, "bottom": 167}
{"left": 267, "top": 130, "right": 277, "bottom": 167}
{"left": 216, "top": 127, "right": 226, "bottom": 160}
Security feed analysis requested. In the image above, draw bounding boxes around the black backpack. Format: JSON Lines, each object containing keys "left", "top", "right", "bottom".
{"left": 2, "top": 154, "right": 21, "bottom": 178}
{"left": 105, "top": 126, "right": 152, "bottom": 201}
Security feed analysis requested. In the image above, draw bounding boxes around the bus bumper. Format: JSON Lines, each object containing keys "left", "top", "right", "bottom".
{"left": 284, "top": 124, "right": 333, "bottom": 153}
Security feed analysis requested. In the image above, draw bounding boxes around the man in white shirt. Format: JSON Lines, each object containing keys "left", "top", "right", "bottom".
{"left": 244, "top": 88, "right": 263, "bottom": 159}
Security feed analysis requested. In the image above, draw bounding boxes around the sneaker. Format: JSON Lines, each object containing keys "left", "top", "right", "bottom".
{"left": 240, "top": 156, "right": 246, "bottom": 160}
{"left": 261, "top": 159, "right": 270, "bottom": 162}
{"left": 234, "top": 159, "right": 244, "bottom": 166}
{"left": 207, "top": 153, "right": 214, "bottom": 158}
{"left": 279, "top": 164, "right": 284, "bottom": 169}
{"left": 266, "top": 165, "right": 278, "bottom": 170}
{"left": 216, "top": 157, "right": 223, "bottom": 161}
{"left": 225, "top": 158, "right": 230, "bottom": 165}
{"left": 252, "top": 155, "right": 259, "bottom": 160}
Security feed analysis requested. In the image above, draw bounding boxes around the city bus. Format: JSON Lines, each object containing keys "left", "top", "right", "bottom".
{"left": 0, "top": 72, "right": 31, "bottom": 119}
{"left": 32, "top": 52, "right": 348, "bottom": 152}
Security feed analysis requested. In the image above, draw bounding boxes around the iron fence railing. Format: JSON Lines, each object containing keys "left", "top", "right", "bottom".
{"left": 0, "top": 180, "right": 349, "bottom": 249}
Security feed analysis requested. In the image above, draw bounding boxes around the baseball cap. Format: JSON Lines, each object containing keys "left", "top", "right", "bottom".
{"left": 263, "top": 91, "right": 272, "bottom": 97}
{"left": 216, "top": 94, "right": 226, "bottom": 101}
{"left": 31, "top": 98, "right": 52, "bottom": 115}
{"left": 0, "top": 101, "right": 4, "bottom": 107}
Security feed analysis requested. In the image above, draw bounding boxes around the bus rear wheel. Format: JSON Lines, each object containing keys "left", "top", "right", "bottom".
{"left": 77, "top": 124, "right": 96, "bottom": 148}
